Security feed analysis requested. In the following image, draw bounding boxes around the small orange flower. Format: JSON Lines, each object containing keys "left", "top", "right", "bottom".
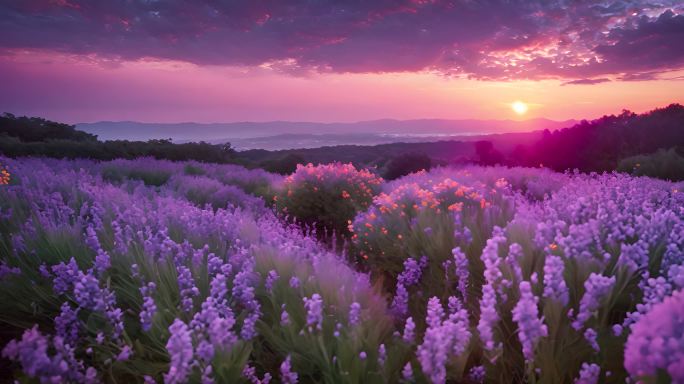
{"left": 0, "top": 167, "right": 9, "bottom": 185}
{"left": 448, "top": 202, "right": 463, "bottom": 212}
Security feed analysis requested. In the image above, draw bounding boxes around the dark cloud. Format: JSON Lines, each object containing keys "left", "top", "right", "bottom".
{"left": 561, "top": 78, "right": 612, "bottom": 85}
{"left": 0, "top": 0, "right": 682, "bottom": 80}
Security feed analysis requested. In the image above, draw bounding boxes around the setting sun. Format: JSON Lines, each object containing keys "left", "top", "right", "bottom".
{"left": 511, "top": 101, "right": 529, "bottom": 115}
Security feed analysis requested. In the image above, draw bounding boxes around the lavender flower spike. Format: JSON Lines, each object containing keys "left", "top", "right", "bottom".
{"left": 512, "top": 281, "right": 548, "bottom": 361}
{"left": 303, "top": 293, "right": 323, "bottom": 332}
{"left": 164, "top": 319, "right": 194, "bottom": 384}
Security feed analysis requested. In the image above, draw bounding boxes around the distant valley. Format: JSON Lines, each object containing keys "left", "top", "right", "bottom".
{"left": 77, "top": 118, "right": 577, "bottom": 150}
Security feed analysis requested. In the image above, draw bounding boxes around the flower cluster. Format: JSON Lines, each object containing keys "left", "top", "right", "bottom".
{"left": 572, "top": 273, "right": 616, "bottom": 330}
{"left": 417, "top": 297, "right": 471, "bottom": 384}
{"left": 303, "top": 293, "right": 324, "bottom": 332}
{"left": 625, "top": 289, "right": 684, "bottom": 382}
{"left": 2, "top": 326, "right": 96, "bottom": 383}
{"left": 277, "top": 162, "right": 382, "bottom": 235}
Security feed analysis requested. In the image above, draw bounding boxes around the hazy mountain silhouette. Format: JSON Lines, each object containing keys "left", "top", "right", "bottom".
{"left": 77, "top": 118, "right": 577, "bottom": 147}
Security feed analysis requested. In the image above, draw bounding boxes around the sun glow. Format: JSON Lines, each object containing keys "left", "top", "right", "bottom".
{"left": 511, "top": 101, "right": 529, "bottom": 115}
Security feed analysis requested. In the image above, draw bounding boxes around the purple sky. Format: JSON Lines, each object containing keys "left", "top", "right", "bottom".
{"left": 0, "top": 0, "right": 683, "bottom": 123}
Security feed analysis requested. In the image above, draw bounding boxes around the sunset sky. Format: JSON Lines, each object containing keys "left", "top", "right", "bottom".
{"left": 0, "top": 0, "right": 683, "bottom": 124}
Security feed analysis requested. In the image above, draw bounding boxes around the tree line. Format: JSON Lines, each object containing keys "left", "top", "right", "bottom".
{"left": 0, "top": 113, "right": 236, "bottom": 164}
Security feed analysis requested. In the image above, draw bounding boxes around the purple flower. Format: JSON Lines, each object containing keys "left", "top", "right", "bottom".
{"left": 452, "top": 247, "right": 469, "bottom": 302}
{"left": 55, "top": 302, "right": 79, "bottom": 345}
{"left": 348, "top": 302, "right": 362, "bottom": 326}
{"left": 94, "top": 249, "right": 111, "bottom": 275}
{"left": 177, "top": 265, "right": 199, "bottom": 313}
{"left": 243, "top": 364, "right": 272, "bottom": 384}
{"left": 391, "top": 283, "right": 409, "bottom": 318}
{"left": 117, "top": 345, "right": 132, "bottom": 361}
{"left": 445, "top": 296, "right": 471, "bottom": 356}
{"left": 107, "top": 307, "right": 124, "bottom": 340}
{"left": 418, "top": 323, "right": 449, "bottom": 384}
{"left": 468, "top": 365, "right": 485, "bottom": 383}
{"left": 359, "top": 351, "right": 367, "bottom": 360}
{"left": 303, "top": 293, "right": 323, "bottom": 332}
{"left": 51, "top": 258, "right": 80, "bottom": 295}
{"left": 477, "top": 284, "right": 500, "bottom": 352}
{"left": 2, "top": 325, "right": 93, "bottom": 383}
{"left": 572, "top": 273, "right": 615, "bottom": 330}
{"left": 584, "top": 328, "right": 599, "bottom": 352}
{"left": 378, "top": 344, "right": 386, "bottom": 366}
{"left": 164, "top": 319, "right": 194, "bottom": 384}
{"left": 481, "top": 227, "right": 506, "bottom": 287}
{"left": 612, "top": 324, "right": 623, "bottom": 336}
{"left": 425, "top": 297, "right": 445, "bottom": 328}
{"left": 417, "top": 297, "right": 471, "bottom": 384}
{"left": 280, "top": 304, "right": 290, "bottom": 326}
{"left": 403, "top": 317, "right": 416, "bottom": 344}
{"left": 574, "top": 363, "right": 600, "bottom": 384}
{"left": 140, "top": 282, "right": 157, "bottom": 332}
{"left": 402, "top": 362, "right": 413, "bottom": 382}
{"left": 625, "top": 289, "right": 684, "bottom": 382}
{"left": 131, "top": 263, "right": 140, "bottom": 279}
{"left": 512, "top": 281, "right": 547, "bottom": 361}
{"left": 209, "top": 273, "right": 228, "bottom": 303}
{"left": 280, "top": 355, "right": 298, "bottom": 384}
{"left": 74, "top": 271, "right": 111, "bottom": 312}
{"left": 542, "top": 255, "right": 568, "bottom": 305}
{"left": 289, "top": 276, "right": 300, "bottom": 289}
{"left": 241, "top": 309, "right": 260, "bottom": 340}
{"left": 2, "top": 326, "right": 61, "bottom": 380}
{"left": 84, "top": 224, "right": 101, "bottom": 252}
{"left": 196, "top": 340, "right": 215, "bottom": 363}
{"left": 265, "top": 270, "right": 279, "bottom": 292}
{"left": 201, "top": 365, "right": 214, "bottom": 384}
{"left": 505, "top": 243, "right": 524, "bottom": 283}
{"left": 398, "top": 257, "right": 426, "bottom": 287}
{"left": 617, "top": 241, "right": 649, "bottom": 272}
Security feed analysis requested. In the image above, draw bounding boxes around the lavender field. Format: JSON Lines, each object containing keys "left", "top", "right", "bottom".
{"left": 1, "top": 157, "right": 683, "bottom": 383}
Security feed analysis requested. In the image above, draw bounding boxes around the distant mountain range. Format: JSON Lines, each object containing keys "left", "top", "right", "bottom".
{"left": 77, "top": 118, "right": 578, "bottom": 150}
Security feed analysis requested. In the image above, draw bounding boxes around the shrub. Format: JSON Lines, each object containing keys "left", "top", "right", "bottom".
{"left": 261, "top": 153, "right": 306, "bottom": 175}
{"left": 350, "top": 174, "right": 515, "bottom": 316}
{"left": 617, "top": 148, "right": 684, "bottom": 181}
{"left": 167, "top": 174, "right": 265, "bottom": 212}
{"left": 382, "top": 153, "right": 432, "bottom": 180}
{"left": 101, "top": 159, "right": 173, "bottom": 186}
{"left": 183, "top": 163, "right": 206, "bottom": 176}
{"left": 275, "top": 163, "right": 383, "bottom": 237}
